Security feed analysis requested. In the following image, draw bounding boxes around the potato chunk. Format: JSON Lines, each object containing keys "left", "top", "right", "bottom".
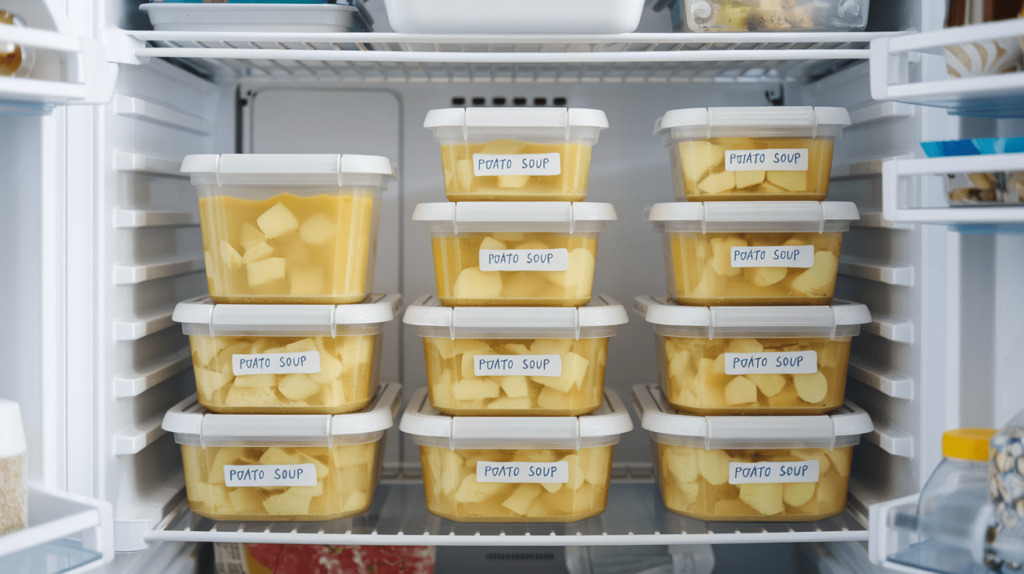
{"left": 256, "top": 202, "right": 300, "bottom": 239}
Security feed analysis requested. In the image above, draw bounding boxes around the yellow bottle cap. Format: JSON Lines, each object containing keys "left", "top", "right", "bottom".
{"left": 943, "top": 428, "right": 996, "bottom": 461}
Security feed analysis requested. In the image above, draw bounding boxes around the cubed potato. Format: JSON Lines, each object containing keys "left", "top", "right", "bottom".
{"left": 256, "top": 202, "right": 300, "bottom": 239}
{"left": 279, "top": 373, "right": 320, "bottom": 401}
{"left": 698, "top": 449, "right": 731, "bottom": 486}
{"left": 783, "top": 483, "right": 816, "bottom": 507}
{"left": 560, "top": 454, "right": 587, "bottom": 490}
{"left": 735, "top": 170, "right": 766, "bottom": 189}
{"left": 793, "top": 371, "right": 828, "bottom": 403}
{"left": 299, "top": 214, "right": 337, "bottom": 246}
{"left": 452, "top": 267, "right": 503, "bottom": 300}
{"left": 225, "top": 386, "right": 278, "bottom": 406}
{"left": 479, "top": 237, "right": 506, "bottom": 251}
{"left": 766, "top": 171, "right": 808, "bottom": 192}
{"left": 749, "top": 374, "right": 787, "bottom": 397}
{"left": 500, "top": 376, "right": 530, "bottom": 398}
{"left": 664, "top": 446, "right": 698, "bottom": 484}
{"left": 454, "top": 378, "right": 501, "bottom": 400}
{"left": 221, "top": 241, "right": 243, "bottom": 270}
{"left": 825, "top": 448, "right": 851, "bottom": 477}
{"left": 247, "top": 257, "right": 287, "bottom": 287}
{"left": 790, "top": 449, "right": 831, "bottom": 475}
{"left": 481, "top": 139, "right": 530, "bottom": 154}
{"left": 263, "top": 488, "right": 312, "bottom": 515}
{"left": 454, "top": 474, "right": 505, "bottom": 504}
{"left": 309, "top": 339, "right": 343, "bottom": 385}
{"left": 284, "top": 338, "right": 317, "bottom": 353}
{"left": 790, "top": 252, "right": 838, "bottom": 296}
{"left": 679, "top": 141, "right": 726, "bottom": 183}
{"left": 725, "top": 339, "right": 764, "bottom": 354}
{"left": 498, "top": 175, "right": 531, "bottom": 188}
{"left": 724, "top": 376, "right": 757, "bottom": 405}
{"left": 698, "top": 171, "right": 737, "bottom": 195}
{"left": 195, "top": 367, "right": 234, "bottom": 399}
{"left": 582, "top": 449, "right": 611, "bottom": 486}
{"left": 710, "top": 236, "right": 747, "bottom": 277}
{"left": 241, "top": 242, "right": 275, "bottom": 266}
{"left": 239, "top": 222, "right": 267, "bottom": 251}
{"left": 745, "top": 266, "right": 788, "bottom": 287}
{"left": 342, "top": 491, "right": 369, "bottom": 512}
{"left": 530, "top": 339, "right": 573, "bottom": 355}
{"left": 193, "top": 337, "right": 218, "bottom": 367}
{"left": 739, "top": 483, "right": 784, "bottom": 515}
{"left": 228, "top": 488, "right": 265, "bottom": 514}
{"left": 233, "top": 374, "right": 277, "bottom": 388}
{"left": 502, "top": 484, "right": 544, "bottom": 515}
{"left": 536, "top": 386, "right": 573, "bottom": 410}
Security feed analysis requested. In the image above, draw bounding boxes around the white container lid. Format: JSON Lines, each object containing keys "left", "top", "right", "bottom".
{"left": 0, "top": 400, "right": 26, "bottom": 458}
{"left": 634, "top": 295, "right": 871, "bottom": 339}
{"left": 654, "top": 106, "right": 851, "bottom": 142}
{"left": 180, "top": 154, "right": 397, "bottom": 189}
{"left": 404, "top": 294, "right": 628, "bottom": 340}
{"left": 163, "top": 382, "right": 401, "bottom": 448}
{"left": 644, "top": 201, "right": 858, "bottom": 234}
{"left": 400, "top": 387, "right": 633, "bottom": 451}
{"left": 632, "top": 384, "right": 873, "bottom": 450}
{"left": 424, "top": 108, "right": 609, "bottom": 145}
{"left": 413, "top": 202, "right": 617, "bottom": 234}
{"left": 173, "top": 293, "right": 402, "bottom": 337}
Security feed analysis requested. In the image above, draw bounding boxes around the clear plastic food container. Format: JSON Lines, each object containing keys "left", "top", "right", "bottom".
{"left": 672, "top": 0, "right": 869, "bottom": 32}
{"left": 632, "top": 384, "right": 872, "bottom": 522}
{"left": 403, "top": 294, "right": 628, "bottom": 416}
{"left": 655, "top": 107, "right": 850, "bottom": 202}
{"left": 173, "top": 294, "right": 401, "bottom": 415}
{"left": 645, "top": 201, "right": 858, "bottom": 306}
{"left": 413, "top": 202, "right": 616, "bottom": 307}
{"left": 424, "top": 108, "right": 608, "bottom": 202}
{"left": 181, "top": 154, "right": 396, "bottom": 305}
{"left": 634, "top": 296, "right": 869, "bottom": 415}
{"left": 400, "top": 388, "right": 632, "bottom": 523}
{"left": 162, "top": 383, "right": 400, "bottom": 522}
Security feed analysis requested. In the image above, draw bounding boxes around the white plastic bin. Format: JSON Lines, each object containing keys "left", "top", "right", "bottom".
{"left": 383, "top": 0, "right": 645, "bottom": 34}
{"left": 400, "top": 388, "right": 633, "bottom": 523}
{"left": 162, "top": 382, "right": 401, "bottom": 522}
{"left": 645, "top": 201, "right": 859, "bottom": 306}
{"left": 632, "top": 384, "right": 872, "bottom": 522}
{"left": 424, "top": 108, "right": 609, "bottom": 202}
{"left": 404, "top": 294, "right": 628, "bottom": 416}
{"left": 413, "top": 202, "right": 617, "bottom": 307}
{"left": 634, "top": 295, "right": 870, "bottom": 415}
{"left": 173, "top": 293, "right": 401, "bottom": 415}
{"left": 181, "top": 154, "right": 396, "bottom": 305}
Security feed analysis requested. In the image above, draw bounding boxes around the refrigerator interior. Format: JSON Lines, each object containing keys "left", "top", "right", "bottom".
{"left": 1, "top": 0, "right": 1023, "bottom": 571}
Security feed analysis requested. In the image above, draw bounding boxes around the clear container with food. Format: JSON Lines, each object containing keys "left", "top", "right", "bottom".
{"left": 645, "top": 201, "right": 858, "bottom": 306}
{"left": 400, "top": 387, "right": 632, "bottom": 523}
{"left": 172, "top": 293, "right": 401, "bottom": 415}
{"left": 403, "top": 294, "right": 628, "bottom": 416}
{"left": 180, "top": 154, "right": 396, "bottom": 305}
{"left": 632, "top": 384, "right": 872, "bottom": 522}
{"left": 424, "top": 108, "right": 608, "bottom": 202}
{"left": 634, "top": 295, "right": 869, "bottom": 415}
{"left": 655, "top": 107, "right": 850, "bottom": 202}
{"left": 162, "top": 382, "right": 401, "bottom": 522}
{"left": 413, "top": 202, "right": 616, "bottom": 307}
{"left": 671, "top": 0, "right": 869, "bottom": 32}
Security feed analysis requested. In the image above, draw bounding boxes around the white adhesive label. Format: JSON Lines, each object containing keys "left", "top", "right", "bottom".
{"left": 477, "top": 461, "right": 569, "bottom": 484}
{"left": 224, "top": 464, "right": 318, "bottom": 488}
{"left": 233, "top": 351, "right": 321, "bottom": 376}
{"left": 730, "top": 245, "right": 813, "bottom": 268}
{"left": 729, "top": 460, "right": 820, "bottom": 484}
{"left": 474, "top": 354, "right": 562, "bottom": 377}
{"left": 724, "top": 351, "right": 818, "bottom": 375}
{"left": 725, "top": 148, "right": 809, "bottom": 171}
{"left": 480, "top": 249, "right": 569, "bottom": 272}
{"left": 472, "top": 153, "right": 561, "bottom": 176}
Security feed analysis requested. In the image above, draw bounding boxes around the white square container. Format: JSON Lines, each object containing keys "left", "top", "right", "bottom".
{"left": 162, "top": 382, "right": 400, "bottom": 522}
{"left": 671, "top": 0, "right": 869, "bottom": 32}
{"left": 632, "top": 384, "right": 872, "bottom": 522}
{"left": 413, "top": 202, "right": 617, "bottom": 307}
{"left": 181, "top": 154, "right": 396, "bottom": 305}
{"left": 173, "top": 293, "right": 401, "bottom": 415}
{"left": 424, "top": 108, "right": 609, "bottom": 202}
{"left": 404, "top": 294, "right": 628, "bottom": 416}
{"left": 141, "top": 3, "right": 371, "bottom": 33}
{"left": 400, "top": 387, "right": 633, "bottom": 523}
{"left": 644, "top": 201, "right": 859, "bottom": 306}
{"left": 382, "top": 0, "right": 645, "bottom": 34}
{"left": 655, "top": 107, "right": 850, "bottom": 202}
{"left": 634, "top": 295, "right": 870, "bottom": 416}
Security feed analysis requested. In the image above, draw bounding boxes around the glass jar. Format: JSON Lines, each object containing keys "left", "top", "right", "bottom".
{"left": 1, "top": 11, "right": 35, "bottom": 78}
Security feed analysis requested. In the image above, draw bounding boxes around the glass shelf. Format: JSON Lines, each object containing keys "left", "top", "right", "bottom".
{"left": 0, "top": 539, "right": 102, "bottom": 574}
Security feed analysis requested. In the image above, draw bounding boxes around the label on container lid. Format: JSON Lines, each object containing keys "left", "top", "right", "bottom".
{"left": 477, "top": 461, "right": 569, "bottom": 484}
{"left": 725, "top": 351, "right": 817, "bottom": 375}
{"left": 474, "top": 355, "right": 562, "bottom": 377}
{"left": 472, "top": 153, "right": 561, "bottom": 177}
{"left": 224, "top": 464, "right": 318, "bottom": 488}
{"left": 728, "top": 460, "right": 819, "bottom": 485}
{"left": 233, "top": 351, "right": 321, "bottom": 376}
{"left": 480, "top": 249, "right": 569, "bottom": 272}
{"left": 725, "top": 149, "right": 809, "bottom": 172}
{"left": 730, "top": 245, "right": 813, "bottom": 268}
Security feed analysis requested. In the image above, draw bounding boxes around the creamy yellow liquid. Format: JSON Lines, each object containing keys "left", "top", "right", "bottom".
{"left": 440, "top": 140, "right": 592, "bottom": 201}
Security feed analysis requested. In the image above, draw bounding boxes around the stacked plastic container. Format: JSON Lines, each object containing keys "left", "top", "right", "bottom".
{"left": 402, "top": 107, "right": 633, "bottom": 522}
{"left": 634, "top": 107, "right": 875, "bottom": 522}
{"left": 162, "top": 154, "right": 403, "bottom": 522}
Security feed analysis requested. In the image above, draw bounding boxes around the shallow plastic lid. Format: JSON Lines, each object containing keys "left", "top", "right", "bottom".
{"left": 634, "top": 295, "right": 870, "bottom": 339}
{"left": 404, "top": 294, "right": 628, "bottom": 339}
{"left": 400, "top": 388, "right": 633, "bottom": 451}
{"left": 655, "top": 106, "right": 851, "bottom": 140}
{"left": 644, "top": 201, "right": 859, "bottom": 234}
{"left": 942, "top": 428, "right": 996, "bottom": 462}
{"left": 163, "top": 383, "right": 401, "bottom": 448}
{"left": 413, "top": 202, "right": 617, "bottom": 234}
{"left": 424, "top": 108, "right": 609, "bottom": 130}
{"left": 180, "top": 154, "right": 397, "bottom": 187}
{"left": 632, "top": 384, "right": 873, "bottom": 450}
{"left": 0, "top": 400, "right": 26, "bottom": 458}
{"left": 173, "top": 293, "right": 402, "bottom": 337}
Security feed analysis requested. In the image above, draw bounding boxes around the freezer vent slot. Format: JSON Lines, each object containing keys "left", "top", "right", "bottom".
{"left": 452, "top": 96, "right": 568, "bottom": 106}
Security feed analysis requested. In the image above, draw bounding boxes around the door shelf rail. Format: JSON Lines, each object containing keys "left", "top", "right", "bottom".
{"left": 125, "top": 31, "right": 896, "bottom": 84}
{"left": 869, "top": 19, "right": 1024, "bottom": 117}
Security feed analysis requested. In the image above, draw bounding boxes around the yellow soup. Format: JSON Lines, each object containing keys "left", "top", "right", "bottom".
{"left": 440, "top": 140, "right": 592, "bottom": 201}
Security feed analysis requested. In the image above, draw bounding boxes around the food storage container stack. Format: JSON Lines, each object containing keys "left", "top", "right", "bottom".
{"left": 171, "top": 153, "right": 403, "bottom": 522}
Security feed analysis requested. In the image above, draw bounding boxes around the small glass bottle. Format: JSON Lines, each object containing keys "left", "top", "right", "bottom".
{"left": 1, "top": 10, "right": 35, "bottom": 78}
{"left": 0, "top": 399, "right": 27, "bottom": 536}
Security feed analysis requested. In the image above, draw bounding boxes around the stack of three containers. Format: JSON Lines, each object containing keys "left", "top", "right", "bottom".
{"left": 401, "top": 107, "right": 632, "bottom": 522}
{"left": 160, "top": 154, "right": 404, "bottom": 523}
{"left": 633, "top": 107, "right": 875, "bottom": 522}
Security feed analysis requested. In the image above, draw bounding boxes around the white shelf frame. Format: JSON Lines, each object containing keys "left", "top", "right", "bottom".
{"left": 868, "top": 493, "right": 928, "bottom": 573}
